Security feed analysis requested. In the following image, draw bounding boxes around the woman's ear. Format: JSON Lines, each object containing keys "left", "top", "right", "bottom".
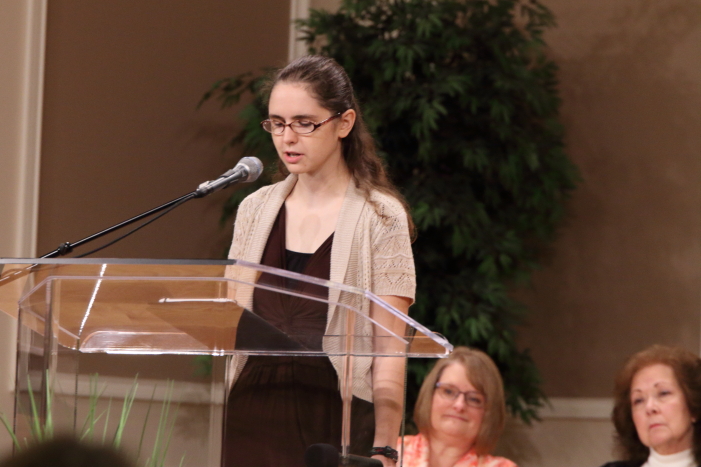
{"left": 338, "top": 109, "right": 356, "bottom": 138}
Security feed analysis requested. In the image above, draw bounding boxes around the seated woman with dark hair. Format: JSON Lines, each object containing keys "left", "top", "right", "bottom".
{"left": 600, "top": 344, "right": 701, "bottom": 467}
{"left": 399, "top": 346, "right": 516, "bottom": 467}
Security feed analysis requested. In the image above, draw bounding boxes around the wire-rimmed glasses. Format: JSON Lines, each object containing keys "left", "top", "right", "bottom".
{"left": 435, "top": 382, "right": 486, "bottom": 409}
{"left": 260, "top": 112, "right": 343, "bottom": 135}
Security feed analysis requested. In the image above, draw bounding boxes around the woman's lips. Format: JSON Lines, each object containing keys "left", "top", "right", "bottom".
{"left": 283, "top": 152, "right": 303, "bottom": 163}
{"left": 444, "top": 414, "right": 469, "bottom": 422}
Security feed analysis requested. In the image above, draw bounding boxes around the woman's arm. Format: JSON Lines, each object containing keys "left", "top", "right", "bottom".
{"left": 371, "top": 295, "right": 412, "bottom": 467}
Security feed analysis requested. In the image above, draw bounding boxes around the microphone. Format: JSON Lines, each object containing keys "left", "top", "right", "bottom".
{"left": 195, "top": 156, "right": 263, "bottom": 197}
{"left": 38, "top": 156, "right": 263, "bottom": 258}
{"left": 305, "top": 444, "right": 383, "bottom": 467}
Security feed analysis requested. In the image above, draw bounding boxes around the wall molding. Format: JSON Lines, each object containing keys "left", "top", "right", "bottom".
{"left": 288, "top": 0, "right": 310, "bottom": 61}
{"left": 53, "top": 372, "right": 614, "bottom": 420}
{"left": 539, "top": 397, "right": 614, "bottom": 420}
{"left": 53, "top": 373, "right": 224, "bottom": 405}
{"left": 0, "top": 0, "right": 46, "bottom": 401}
{"left": 15, "top": 0, "right": 46, "bottom": 259}
{"left": 0, "top": 0, "right": 46, "bottom": 259}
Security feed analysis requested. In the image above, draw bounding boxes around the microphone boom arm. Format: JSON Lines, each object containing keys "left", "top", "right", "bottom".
{"left": 40, "top": 157, "right": 263, "bottom": 258}
{"left": 41, "top": 191, "right": 197, "bottom": 258}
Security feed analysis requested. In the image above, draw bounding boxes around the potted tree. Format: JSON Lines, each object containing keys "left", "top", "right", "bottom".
{"left": 200, "top": 0, "right": 578, "bottom": 422}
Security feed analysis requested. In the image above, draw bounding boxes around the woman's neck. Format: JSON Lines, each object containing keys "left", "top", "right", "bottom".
{"left": 283, "top": 165, "right": 351, "bottom": 253}
{"left": 291, "top": 166, "right": 351, "bottom": 205}
{"left": 427, "top": 433, "right": 474, "bottom": 467}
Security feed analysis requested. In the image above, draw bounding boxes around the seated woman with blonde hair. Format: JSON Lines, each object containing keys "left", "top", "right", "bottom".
{"left": 400, "top": 346, "right": 516, "bottom": 467}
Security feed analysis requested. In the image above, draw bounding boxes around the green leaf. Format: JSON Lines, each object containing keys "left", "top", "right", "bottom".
{"left": 203, "top": 0, "right": 579, "bottom": 423}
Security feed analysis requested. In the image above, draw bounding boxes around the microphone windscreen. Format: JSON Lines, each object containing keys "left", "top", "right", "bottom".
{"left": 240, "top": 156, "right": 264, "bottom": 182}
{"left": 305, "top": 444, "right": 339, "bottom": 467}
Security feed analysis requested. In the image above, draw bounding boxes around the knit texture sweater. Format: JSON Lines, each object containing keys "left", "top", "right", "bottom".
{"left": 225, "top": 174, "right": 416, "bottom": 402}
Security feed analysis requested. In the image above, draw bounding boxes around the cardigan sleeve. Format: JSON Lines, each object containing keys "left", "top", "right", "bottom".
{"left": 226, "top": 185, "right": 274, "bottom": 262}
{"left": 369, "top": 195, "right": 416, "bottom": 302}
{"left": 227, "top": 196, "right": 255, "bottom": 261}
{"left": 225, "top": 195, "right": 257, "bottom": 305}
{"left": 225, "top": 192, "right": 266, "bottom": 306}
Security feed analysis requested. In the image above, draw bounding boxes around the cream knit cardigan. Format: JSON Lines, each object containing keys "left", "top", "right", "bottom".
{"left": 225, "top": 174, "right": 416, "bottom": 402}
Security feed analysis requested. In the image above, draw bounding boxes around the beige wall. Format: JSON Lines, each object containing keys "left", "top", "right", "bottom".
{"left": 0, "top": 0, "right": 30, "bottom": 260}
{"left": 296, "top": 0, "right": 701, "bottom": 465}
{"left": 44, "top": 371, "right": 225, "bottom": 467}
{"left": 1, "top": 0, "right": 290, "bottom": 460}
{"left": 507, "top": 0, "right": 700, "bottom": 464}
{"left": 0, "top": 0, "right": 43, "bottom": 259}
{"left": 310, "top": 0, "right": 340, "bottom": 13}
{"left": 0, "top": 0, "right": 46, "bottom": 455}
{"left": 1, "top": 0, "right": 699, "bottom": 465}
{"left": 38, "top": 0, "right": 290, "bottom": 259}
{"left": 303, "top": 0, "right": 701, "bottom": 399}
{"left": 517, "top": 0, "right": 701, "bottom": 398}
{"left": 498, "top": 415, "right": 616, "bottom": 467}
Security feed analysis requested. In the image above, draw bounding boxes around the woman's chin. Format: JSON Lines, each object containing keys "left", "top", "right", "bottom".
{"left": 280, "top": 160, "right": 308, "bottom": 175}
{"left": 434, "top": 420, "right": 474, "bottom": 439}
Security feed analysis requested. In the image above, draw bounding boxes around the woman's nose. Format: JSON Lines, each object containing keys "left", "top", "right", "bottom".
{"left": 645, "top": 396, "right": 659, "bottom": 414}
{"left": 282, "top": 125, "right": 298, "bottom": 143}
{"left": 452, "top": 395, "right": 467, "bottom": 410}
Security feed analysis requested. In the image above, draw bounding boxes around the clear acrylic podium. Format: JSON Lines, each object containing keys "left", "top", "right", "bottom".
{"left": 0, "top": 258, "right": 451, "bottom": 467}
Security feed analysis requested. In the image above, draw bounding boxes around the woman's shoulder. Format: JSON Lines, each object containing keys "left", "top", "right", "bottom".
{"left": 397, "top": 434, "right": 426, "bottom": 461}
{"left": 240, "top": 179, "right": 283, "bottom": 204}
{"left": 366, "top": 189, "right": 408, "bottom": 218}
{"left": 400, "top": 434, "right": 423, "bottom": 447}
{"left": 238, "top": 177, "right": 294, "bottom": 212}
{"left": 398, "top": 433, "right": 427, "bottom": 451}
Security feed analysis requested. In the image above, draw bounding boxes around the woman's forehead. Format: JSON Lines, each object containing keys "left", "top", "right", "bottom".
{"left": 439, "top": 362, "right": 472, "bottom": 383}
{"left": 269, "top": 82, "right": 323, "bottom": 115}
{"left": 631, "top": 363, "right": 678, "bottom": 389}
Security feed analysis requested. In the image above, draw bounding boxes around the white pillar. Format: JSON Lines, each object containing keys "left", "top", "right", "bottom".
{"left": 0, "top": 0, "right": 46, "bottom": 456}
{"left": 288, "top": 0, "right": 310, "bottom": 61}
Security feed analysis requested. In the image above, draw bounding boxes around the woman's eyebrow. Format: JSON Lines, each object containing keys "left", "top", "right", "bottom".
{"left": 268, "top": 113, "right": 316, "bottom": 120}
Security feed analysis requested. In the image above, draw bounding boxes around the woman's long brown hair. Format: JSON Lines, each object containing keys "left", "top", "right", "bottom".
{"left": 264, "top": 55, "right": 415, "bottom": 237}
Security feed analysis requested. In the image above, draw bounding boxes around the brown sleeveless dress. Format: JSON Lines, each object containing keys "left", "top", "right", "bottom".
{"left": 223, "top": 207, "right": 374, "bottom": 467}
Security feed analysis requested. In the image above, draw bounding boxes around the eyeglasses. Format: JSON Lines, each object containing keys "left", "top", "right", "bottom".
{"left": 435, "top": 382, "right": 486, "bottom": 409}
{"left": 261, "top": 112, "right": 343, "bottom": 135}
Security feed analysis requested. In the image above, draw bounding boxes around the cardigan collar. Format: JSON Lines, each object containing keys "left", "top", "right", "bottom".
{"left": 330, "top": 178, "right": 367, "bottom": 284}
{"left": 250, "top": 173, "right": 367, "bottom": 291}
{"left": 245, "top": 174, "right": 297, "bottom": 266}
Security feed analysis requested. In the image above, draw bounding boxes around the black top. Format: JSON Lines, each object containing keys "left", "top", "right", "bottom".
{"left": 223, "top": 207, "right": 374, "bottom": 467}
{"left": 599, "top": 461, "right": 643, "bottom": 467}
{"left": 285, "top": 249, "right": 313, "bottom": 275}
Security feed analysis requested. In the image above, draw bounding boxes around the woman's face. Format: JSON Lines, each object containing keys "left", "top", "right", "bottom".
{"left": 267, "top": 82, "right": 354, "bottom": 178}
{"left": 429, "top": 363, "right": 485, "bottom": 446}
{"left": 630, "top": 363, "right": 695, "bottom": 455}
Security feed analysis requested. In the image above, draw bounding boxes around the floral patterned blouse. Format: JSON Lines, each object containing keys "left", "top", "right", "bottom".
{"left": 399, "top": 434, "right": 517, "bottom": 467}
